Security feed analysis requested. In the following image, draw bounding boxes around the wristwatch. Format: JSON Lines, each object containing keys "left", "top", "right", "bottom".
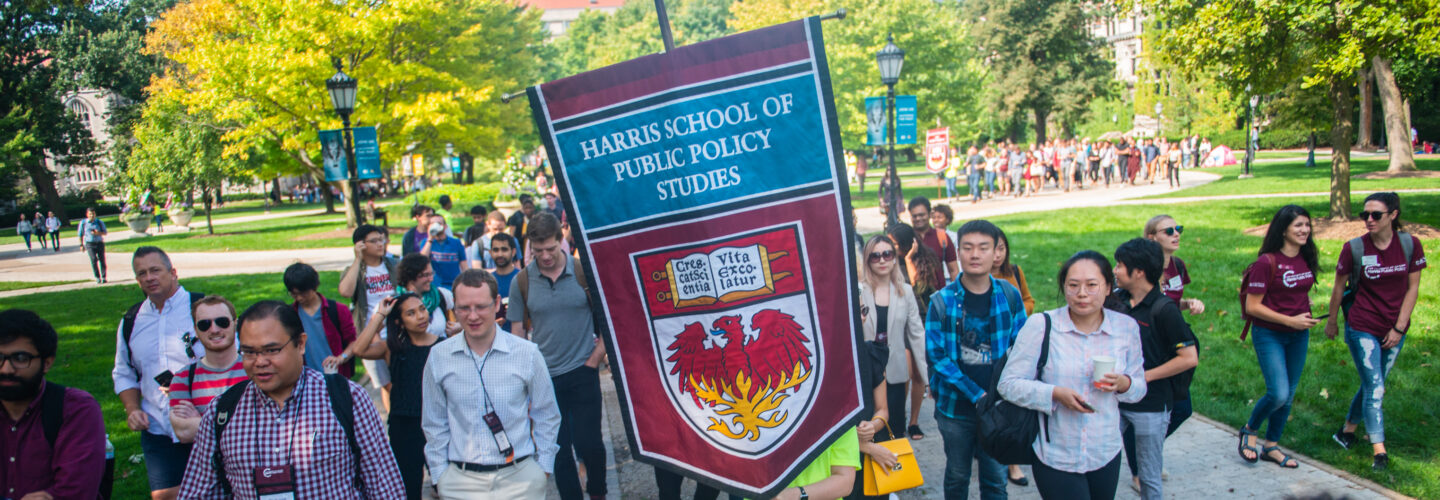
{"left": 798, "top": 486, "right": 809, "bottom": 500}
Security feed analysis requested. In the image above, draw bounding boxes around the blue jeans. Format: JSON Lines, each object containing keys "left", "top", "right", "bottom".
{"left": 935, "top": 410, "right": 1007, "bottom": 500}
{"left": 984, "top": 170, "right": 996, "bottom": 194}
{"left": 1246, "top": 324, "right": 1309, "bottom": 443}
{"left": 946, "top": 176, "right": 958, "bottom": 198}
{"left": 968, "top": 173, "right": 982, "bottom": 202}
{"left": 1344, "top": 324, "right": 1405, "bottom": 443}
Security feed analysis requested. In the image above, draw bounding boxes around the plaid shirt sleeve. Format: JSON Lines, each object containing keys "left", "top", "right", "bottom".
{"left": 177, "top": 405, "right": 226, "bottom": 500}
{"left": 925, "top": 289, "right": 985, "bottom": 406}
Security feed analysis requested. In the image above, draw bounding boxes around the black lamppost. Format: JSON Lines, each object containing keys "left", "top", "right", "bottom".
{"left": 326, "top": 61, "right": 364, "bottom": 224}
{"left": 876, "top": 33, "right": 905, "bottom": 227}
{"left": 1241, "top": 84, "right": 1255, "bottom": 178}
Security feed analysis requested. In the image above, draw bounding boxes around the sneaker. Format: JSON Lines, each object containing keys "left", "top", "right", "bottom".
{"left": 1332, "top": 427, "right": 1357, "bottom": 450}
{"left": 1372, "top": 453, "right": 1388, "bottom": 471}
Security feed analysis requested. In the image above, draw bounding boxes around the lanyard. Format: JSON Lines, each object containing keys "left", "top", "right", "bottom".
{"left": 464, "top": 344, "right": 496, "bottom": 415}
{"left": 250, "top": 376, "right": 306, "bottom": 467}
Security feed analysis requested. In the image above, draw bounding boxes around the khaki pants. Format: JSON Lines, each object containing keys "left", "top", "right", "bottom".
{"left": 436, "top": 459, "right": 546, "bottom": 500}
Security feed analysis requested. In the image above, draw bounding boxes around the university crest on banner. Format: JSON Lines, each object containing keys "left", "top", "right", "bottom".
{"left": 525, "top": 17, "right": 865, "bottom": 498}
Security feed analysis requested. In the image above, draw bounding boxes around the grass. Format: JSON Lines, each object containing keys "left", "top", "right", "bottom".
{"left": 0, "top": 271, "right": 342, "bottom": 499}
{"left": 0, "top": 280, "right": 88, "bottom": 291}
{"left": 982, "top": 193, "right": 1440, "bottom": 498}
{"left": 1145, "top": 157, "right": 1440, "bottom": 199}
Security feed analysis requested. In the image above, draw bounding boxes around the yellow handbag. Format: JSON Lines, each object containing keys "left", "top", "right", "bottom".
{"left": 862, "top": 421, "right": 924, "bottom": 496}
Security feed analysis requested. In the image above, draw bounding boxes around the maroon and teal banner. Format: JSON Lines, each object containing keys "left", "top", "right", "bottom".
{"left": 526, "top": 17, "right": 865, "bottom": 498}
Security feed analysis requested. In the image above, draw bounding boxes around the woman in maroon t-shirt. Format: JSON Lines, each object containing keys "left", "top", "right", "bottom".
{"left": 1323, "top": 192, "right": 1425, "bottom": 471}
{"left": 1144, "top": 214, "right": 1205, "bottom": 314}
{"left": 1237, "top": 205, "right": 1320, "bottom": 469}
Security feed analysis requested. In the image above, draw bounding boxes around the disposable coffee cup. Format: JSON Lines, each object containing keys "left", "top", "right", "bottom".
{"left": 1091, "top": 356, "right": 1116, "bottom": 383}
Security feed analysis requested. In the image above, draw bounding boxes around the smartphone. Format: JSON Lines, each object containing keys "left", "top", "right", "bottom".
{"left": 1078, "top": 400, "right": 1095, "bottom": 412}
{"left": 1314, "top": 313, "right": 1330, "bottom": 320}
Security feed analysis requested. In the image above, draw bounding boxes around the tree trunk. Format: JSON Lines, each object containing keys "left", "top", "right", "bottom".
{"left": 1356, "top": 66, "right": 1374, "bottom": 150}
{"left": 1327, "top": 77, "right": 1354, "bottom": 220}
{"left": 202, "top": 185, "right": 215, "bottom": 235}
{"left": 271, "top": 177, "right": 282, "bottom": 204}
{"left": 1032, "top": 107, "right": 1049, "bottom": 144}
{"left": 320, "top": 177, "right": 337, "bottom": 213}
{"left": 1372, "top": 56, "right": 1417, "bottom": 172}
{"left": 21, "top": 156, "right": 68, "bottom": 224}
{"left": 338, "top": 180, "right": 358, "bottom": 228}
{"left": 463, "top": 153, "right": 474, "bottom": 184}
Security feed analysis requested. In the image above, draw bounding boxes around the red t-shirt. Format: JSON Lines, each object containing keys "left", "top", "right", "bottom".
{"left": 1161, "top": 256, "right": 1191, "bottom": 303}
{"left": 1245, "top": 252, "right": 1315, "bottom": 332}
{"left": 916, "top": 227, "right": 957, "bottom": 289}
{"left": 1335, "top": 233, "right": 1427, "bottom": 337}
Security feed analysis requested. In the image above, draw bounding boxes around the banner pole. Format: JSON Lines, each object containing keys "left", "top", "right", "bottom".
{"left": 654, "top": 0, "right": 676, "bottom": 52}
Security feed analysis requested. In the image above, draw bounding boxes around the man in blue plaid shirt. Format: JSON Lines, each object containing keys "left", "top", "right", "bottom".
{"left": 925, "top": 219, "right": 1029, "bottom": 500}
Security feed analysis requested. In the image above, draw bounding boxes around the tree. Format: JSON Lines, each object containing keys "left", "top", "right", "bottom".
{"left": 966, "top": 0, "right": 1113, "bottom": 143}
{"left": 147, "top": 0, "right": 548, "bottom": 227}
{"left": 1146, "top": 0, "right": 1439, "bottom": 218}
{"left": 125, "top": 85, "right": 245, "bottom": 234}
{"left": 0, "top": 1, "right": 103, "bottom": 224}
{"left": 730, "top": 0, "right": 985, "bottom": 150}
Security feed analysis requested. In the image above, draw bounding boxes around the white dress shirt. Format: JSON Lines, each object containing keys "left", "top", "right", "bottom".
{"left": 112, "top": 286, "right": 198, "bottom": 439}
{"left": 422, "top": 329, "right": 560, "bottom": 483}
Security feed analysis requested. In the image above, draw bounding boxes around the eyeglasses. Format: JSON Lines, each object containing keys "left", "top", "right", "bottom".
{"left": 1161, "top": 226, "right": 1184, "bottom": 236}
{"left": 363, "top": 237, "right": 387, "bottom": 245}
{"left": 0, "top": 352, "right": 38, "bottom": 369}
{"left": 239, "top": 338, "right": 297, "bottom": 361}
{"left": 1064, "top": 282, "right": 1106, "bottom": 296}
{"left": 1359, "top": 210, "right": 1390, "bottom": 221}
{"left": 454, "top": 302, "right": 495, "bottom": 317}
{"left": 868, "top": 249, "right": 896, "bottom": 263}
{"left": 196, "top": 317, "right": 232, "bottom": 331}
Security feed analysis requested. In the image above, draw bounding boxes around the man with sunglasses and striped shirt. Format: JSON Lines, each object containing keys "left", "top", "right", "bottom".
{"left": 169, "top": 296, "right": 248, "bottom": 444}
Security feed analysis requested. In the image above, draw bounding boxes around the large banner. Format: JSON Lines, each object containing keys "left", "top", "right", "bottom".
{"left": 353, "top": 127, "right": 383, "bottom": 180}
{"left": 865, "top": 96, "right": 886, "bottom": 146}
{"left": 926, "top": 127, "right": 950, "bottom": 173}
{"left": 895, "top": 95, "right": 917, "bottom": 145}
{"left": 318, "top": 129, "right": 348, "bottom": 181}
{"left": 527, "top": 17, "right": 865, "bottom": 498}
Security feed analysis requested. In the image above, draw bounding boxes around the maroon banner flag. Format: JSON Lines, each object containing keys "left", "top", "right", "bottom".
{"left": 525, "top": 17, "right": 866, "bottom": 498}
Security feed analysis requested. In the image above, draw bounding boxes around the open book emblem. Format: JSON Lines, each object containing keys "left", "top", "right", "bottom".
{"left": 651, "top": 244, "right": 793, "bottom": 309}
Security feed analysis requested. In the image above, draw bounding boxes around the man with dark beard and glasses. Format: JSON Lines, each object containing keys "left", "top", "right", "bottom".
{"left": 0, "top": 309, "right": 107, "bottom": 499}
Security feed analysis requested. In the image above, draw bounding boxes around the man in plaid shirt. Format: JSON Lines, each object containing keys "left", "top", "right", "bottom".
{"left": 925, "top": 220, "right": 1029, "bottom": 500}
{"left": 177, "top": 301, "right": 404, "bottom": 499}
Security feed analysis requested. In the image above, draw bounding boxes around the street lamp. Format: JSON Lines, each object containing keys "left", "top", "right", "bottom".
{"left": 1153, "top": 102, "right": 1163, "bottom": 139}
{"left": 876, "top": 33, "right": 905, "bottom": 227}
{"left": 1241, "top": 84, "right": 1255, "bottom": 178}
{"left": 326, "top": 60, "right": 364, "bottom": 224}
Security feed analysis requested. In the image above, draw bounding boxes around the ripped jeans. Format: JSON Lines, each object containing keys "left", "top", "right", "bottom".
{"left": 1344, "top": 324, "right": 1405, "bottom": 443}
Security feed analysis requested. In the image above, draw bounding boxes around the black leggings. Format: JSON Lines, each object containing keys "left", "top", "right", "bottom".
{"left": 1034, "top": 452, "right": 1121, "bottom": 500}
{"left": 655, "top": 467, "right": 730, "bottom": 500}
{"left": 886, "top": 381, "right": 907, "bottom": 439}
{"left": 388, "top": 416, "right": 428, "bottom": 500}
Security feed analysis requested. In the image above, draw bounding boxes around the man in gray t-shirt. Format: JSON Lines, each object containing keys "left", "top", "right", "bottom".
{"left": 506, "top": 212, "right": 607, "bottom": 500}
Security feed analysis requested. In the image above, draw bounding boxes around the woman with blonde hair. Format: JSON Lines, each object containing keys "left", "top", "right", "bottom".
{"left": 858, "top": 234, "right": 928, "bottom": 446}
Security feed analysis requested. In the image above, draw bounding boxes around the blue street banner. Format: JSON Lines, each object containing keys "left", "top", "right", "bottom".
{"left": 527, "top": 17, "right": 865, "bottom": 498}
{"left": 449, "top": 156, "right": 462, "bottom": 174}
{"left": 896, "top": 95, "right": 917, "bottom": 144}
{"left": 865, "top": 96, "right": 885, "bottom": 146}
{"left": 352, "top": 127, "right": 382, "bottom": 180}
{"left": 318, "top": 129, "right": 348, "bottom": 181}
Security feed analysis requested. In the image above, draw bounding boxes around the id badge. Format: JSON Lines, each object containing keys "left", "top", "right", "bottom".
{"left": 482, "top": 411, "right": 515, "bottom": 463}
{"left": 253, "top": 464, "right": 297, "bottom": 500}
{"left": 1167, "top": 275, "right": 1183, "bottom": 290}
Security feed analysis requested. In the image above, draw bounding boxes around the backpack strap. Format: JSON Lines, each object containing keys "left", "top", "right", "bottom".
{"left": 324, "top": 297, "right": 342, "bottom": 337}
{"left": 516, "top": 268, "right": 530, "bottom": 328}
{"left": 1346, "top": 237, "right": 1365, "bottom": 291}
{"left": 999, "top": 279, "right": 1022, "bottom": 317}
{"left": 1037, "top": 313, "right": 1052, "bottom": 443}
{"left": 121, "top": 301, "right": 145, "bottom": 380}
{"left": 324, "top": 373, "right": 365, "bottom": 494}
{"left": 212, "top": 379, "right": 252, "bottom": 495}
{"left": 1239, "top": 254, "right": 1278, "bottom": 341}
{"left": 41, "top": 381, "right": 67, "bottom": 446}
{"left": 1399, "top": 232, "right": 1414, "bottom": 268}
{"left": 1173, "top": 257, "right": 1187, "bottom": 280}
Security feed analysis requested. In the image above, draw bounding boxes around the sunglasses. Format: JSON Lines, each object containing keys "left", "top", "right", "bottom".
{"left": 196, "top": 317, "right": 232, "bottom": 331}
{"left": 1161, "top": 226, "right": 1184, "bottom": 236}
{"left": 1359, "top": 210, "right": 1391, "bottom": 221}
{"left": 868, "top": 249, "right": 897, "bottom": 263}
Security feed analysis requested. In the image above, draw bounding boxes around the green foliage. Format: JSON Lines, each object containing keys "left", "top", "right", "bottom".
{"left": 966, "top": 0, "right": 1113, "bottom": 142}
{"left": 1142, "top": 157, "right": 1440, "bottom": 200}
{"left": 729, "top": 0, "right": 985, "bottom": 150}
{"left": 412, "top": 183, "right": 505, "bottom": 210}
{"left": 125, "top": 89, "right": 246, "bottom": 233}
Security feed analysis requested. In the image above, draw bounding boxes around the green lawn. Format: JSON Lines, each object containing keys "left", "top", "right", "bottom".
{"left": 984, "top": 193, "right": 1440, "bottom": 498}
{"left": 1146, "top": 157, "right": 1440, "bottom": 199}
{"left": 0, "top": 271, "right": 343, "bottom": 499}
{"left": 0, "top": 280, "right": 88, "bottom": 291}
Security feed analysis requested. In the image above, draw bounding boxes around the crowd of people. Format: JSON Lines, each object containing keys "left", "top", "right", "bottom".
{"left": 936, "top": 136, "right": 1217, "bottom": 203}
{"left": 0, "top": 185, "right": 1424, "bottom": 500}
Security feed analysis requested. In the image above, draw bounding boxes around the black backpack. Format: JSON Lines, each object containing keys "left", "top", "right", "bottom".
{"left": 120, "top": 291, "right": 206, "bottom": 377}
{"left": 40, "top": 381, "right": 115, "bottom": 500}
{"left": 977, "top": 312, "right": 1052, "bottom": 465}
{"left": 209, "top": 374, "right": 364, "bottom": 495}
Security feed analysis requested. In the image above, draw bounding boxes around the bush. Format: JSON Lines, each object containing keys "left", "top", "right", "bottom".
{"left": 413, "top": 183, "right": 504, "bottom": 212}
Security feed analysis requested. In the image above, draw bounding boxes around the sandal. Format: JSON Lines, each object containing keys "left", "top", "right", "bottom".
{"left": 1237, "top": 428, "right": 1260, "bottom": 463}
{"left": 1260, "top": 446, "right": 1298, "bottom": 468}
{"left": 908, "top": 424, "right": 925, "bottom": 441}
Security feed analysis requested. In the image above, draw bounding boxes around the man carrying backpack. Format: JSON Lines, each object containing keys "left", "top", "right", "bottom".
{"left": 1, "top": 309, "right": 107, "bottom": 499}
{"left": 176, "top": 301, "right": 403, "bottom": 499}
{"left": 284, "top": 263, "right": 358, "bottom": 377}
{"left": 113, "top": 246, "right": 204, "bottom": 500}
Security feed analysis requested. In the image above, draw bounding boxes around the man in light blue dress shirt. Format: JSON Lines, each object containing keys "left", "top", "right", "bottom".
{"left": 422, "top": 269, "right": 560, "bottom": 499}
